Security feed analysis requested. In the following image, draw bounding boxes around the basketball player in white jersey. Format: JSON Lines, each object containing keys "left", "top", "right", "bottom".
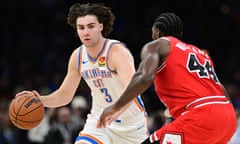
{"left": 16, "top": 3, "right": 148, "bottom": 144}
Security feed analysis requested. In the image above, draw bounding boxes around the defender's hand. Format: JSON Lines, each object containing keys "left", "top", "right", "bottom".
{"left": 97, "top": 105, "right": 120, "bottom": 128}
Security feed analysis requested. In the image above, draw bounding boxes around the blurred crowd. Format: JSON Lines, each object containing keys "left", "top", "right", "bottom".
{"left": 1, "top": 0, "right": 240, "bottom": 144}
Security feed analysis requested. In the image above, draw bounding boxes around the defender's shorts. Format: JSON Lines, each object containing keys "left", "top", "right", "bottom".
{"left": 152, "top": 100, "right": 236, "bottom": 144}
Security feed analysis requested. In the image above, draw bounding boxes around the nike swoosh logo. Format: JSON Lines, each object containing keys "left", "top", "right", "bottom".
{"left": 82, "top": 60, "right": 88, "bottom": 64}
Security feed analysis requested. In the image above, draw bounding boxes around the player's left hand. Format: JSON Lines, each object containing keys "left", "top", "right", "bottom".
{"left": 97, "top": 104, "right": 120, "bottom": 128}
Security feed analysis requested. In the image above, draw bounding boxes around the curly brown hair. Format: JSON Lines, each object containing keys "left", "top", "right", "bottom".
{"left": 67, "top": 3, "right": 115, "bottom": 37}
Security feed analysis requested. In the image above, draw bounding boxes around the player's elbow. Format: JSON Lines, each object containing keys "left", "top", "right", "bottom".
{"left": 140, "top": 73, "right": 155, "bottom": 85}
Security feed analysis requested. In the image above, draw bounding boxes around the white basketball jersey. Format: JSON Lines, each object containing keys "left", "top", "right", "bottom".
{"left": 78, "top": 39, "right": 146, "bottom": 121}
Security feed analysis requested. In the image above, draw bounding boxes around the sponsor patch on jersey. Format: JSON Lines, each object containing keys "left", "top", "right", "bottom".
{"left": 98, "top": 56, "right": 106, "bottom": 67}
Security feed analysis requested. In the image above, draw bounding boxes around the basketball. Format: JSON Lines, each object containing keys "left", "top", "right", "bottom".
{"left": 8, "top": 93, "right": 45, "bottom": 130}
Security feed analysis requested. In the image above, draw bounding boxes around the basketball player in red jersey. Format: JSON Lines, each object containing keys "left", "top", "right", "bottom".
{"left": 97, "top": 13, "right": 237, "bottom": 144}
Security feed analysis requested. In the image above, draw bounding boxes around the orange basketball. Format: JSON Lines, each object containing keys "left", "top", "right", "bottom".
{"left": 8, "top": 93, "right": 45, "bottom": 130}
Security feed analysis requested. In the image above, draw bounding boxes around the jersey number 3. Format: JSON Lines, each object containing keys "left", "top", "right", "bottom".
{"left": 187, "top": 53, "right": 219, "bottom": 83}
{"left": 100, "top": 88, "right": 113, "bottom": 103}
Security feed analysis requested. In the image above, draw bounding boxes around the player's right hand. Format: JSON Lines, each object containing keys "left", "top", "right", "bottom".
{"left": 32, "top": 90, "right": 41, "bottom": 98}
{"left": 15, "top": 90, "right": 34, "bottom": 97}
{"left": 15, "top": 90, "right": 40, "bottom": 98}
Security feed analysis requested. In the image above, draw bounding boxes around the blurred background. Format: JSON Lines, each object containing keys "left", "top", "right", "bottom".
{"left": 1, "top": 0, "right": 240, "bottom": 143}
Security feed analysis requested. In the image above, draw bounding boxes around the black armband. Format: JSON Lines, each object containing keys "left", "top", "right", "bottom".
{"left": 141, "top": 137, "right": 159, "bottom": 144}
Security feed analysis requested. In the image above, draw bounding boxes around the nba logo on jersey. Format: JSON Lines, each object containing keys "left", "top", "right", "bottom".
{"left": 98, "top": 56, "right": 106, "bottom": 67}
{"left": 162, "top": 133, "right": 182, "bottom": 144}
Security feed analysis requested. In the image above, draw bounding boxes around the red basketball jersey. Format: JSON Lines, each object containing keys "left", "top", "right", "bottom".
{"left": 154, "top": 36, "right": 224, "bottom": 118}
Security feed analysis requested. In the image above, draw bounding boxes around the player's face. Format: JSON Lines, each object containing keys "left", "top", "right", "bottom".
{"left": 151, "top": 26, "right": 160, "bottom": 40}
{"left": 76, "top": 15, "right": 103, "bottom": 48}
